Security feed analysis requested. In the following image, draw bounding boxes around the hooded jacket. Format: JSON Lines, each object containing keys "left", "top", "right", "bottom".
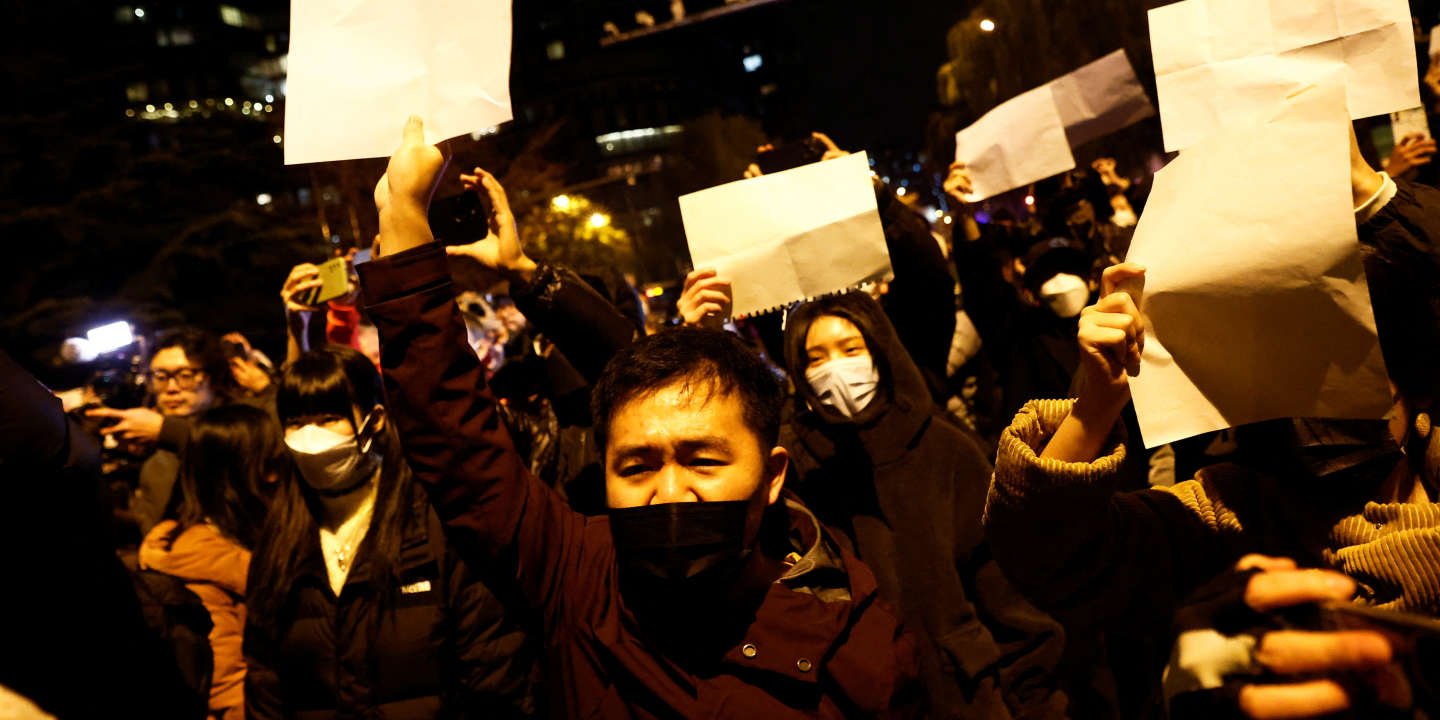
{"left": 140, "top": 521, "right": 251, "bottom": 719}
{"left": 357, "top": 244, "right": 921, "bottom": 719}
{"left": 781, "top": 292, "right": 1069, "bottom": 720}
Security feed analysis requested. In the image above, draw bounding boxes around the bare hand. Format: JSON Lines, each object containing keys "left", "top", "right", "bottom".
{"left": 230, "top": 356, "right": 272, "bottom": 394}
{"left": 86, "top": 406, "right": 165, "bottom": 443}
{"left": 1092, "top": 157, "right": 1130, "bottom": 191}
{"left": 1231, "top": 555, "right": 1394, "bottom": 719}
{"left": 677, "top": 269, "right": 733, "bottom": 328}
{"left": 943, "top": 162, "right": 974, "bottom": 206}
{"left": 1384, "top": 133, "right": 1437, "bottom": 178}
{"left": 446, "top": 167, "right": 538, "bottom": 282}
{"left": 744, "top": 143, "right": 774, "bottom": 179}
{"left": 1076, "top": 262, "right": 1147, "bottom": 407}
{"left": 374, "top": 116, "right": 450, "bottom": 258}
{"left": 281, "top": 263, "right": 325, "bottom": 313}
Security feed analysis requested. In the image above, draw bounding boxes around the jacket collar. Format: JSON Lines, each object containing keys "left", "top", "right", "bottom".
{"left": 292, "top": 489, "right": 436, "bottom": 594}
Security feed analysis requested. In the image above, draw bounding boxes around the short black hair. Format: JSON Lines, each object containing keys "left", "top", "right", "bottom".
{"left": 591, "top": 327, "right": 783, "bottom": 452}
{"left": 152, "top": 327, "right": 233, "bottom": 393}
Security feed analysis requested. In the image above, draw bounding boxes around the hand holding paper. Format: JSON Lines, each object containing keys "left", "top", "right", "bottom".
{"left": 1042, "top": 262, "right": 1149, "bottom": 463}
{"left": 679, "top": 152, "right": 891, "bottom": 318}
{"left": 375, "top": 116, "right": 450, "bottom": 259}
{"left": 1123, "top": 81, "right": 1392, "bottom": 448}
{"left": 285, "top": 0, "right": 514, "bottom": 164}
{"left": 954, "top": 50, "right": 1154, "bottom": 202}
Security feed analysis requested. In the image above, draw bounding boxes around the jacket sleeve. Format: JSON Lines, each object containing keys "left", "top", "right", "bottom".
{"left": 876, "top": 188, "right": 956, "bottom": 396}
{"left": 243, "top": 620, "right": 287, "bottom": 720}
{"left": 445, "top": 543, "right": 538, "bottom": 718}
{"left": 510, "top": 262, "right": 638, "bottom": 385}
{"left": 357, "top": 244, "right": 601, "bottom": 633}
{"left": 982, "top": 399, "right": 1238, "bottom": 630}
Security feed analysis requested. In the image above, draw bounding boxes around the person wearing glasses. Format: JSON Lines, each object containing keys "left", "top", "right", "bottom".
{"left": 91, "top": 327, "right": 276, "bottom": 538}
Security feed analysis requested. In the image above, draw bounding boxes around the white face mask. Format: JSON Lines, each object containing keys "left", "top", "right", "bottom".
{"left": 805, "top": 355, "right": 880, "bottom": 419}
{"left": 1039, "top": 273, "right": 1090, "bottom": 319}
{"left": 284, "top": 414, "right": 378, "bottom": 496}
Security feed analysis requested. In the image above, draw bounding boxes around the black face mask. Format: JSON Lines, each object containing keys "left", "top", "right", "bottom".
{"left": 608, "top": 500, "right": 753, "bottom": 584}
{"left": 1287, "top": 418, "right": 1402, "bottom": 482}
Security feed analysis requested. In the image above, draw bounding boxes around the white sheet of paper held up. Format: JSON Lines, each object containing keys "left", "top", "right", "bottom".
{"left": 1049, "top": 50, "right": 1157, "bottom": 148}
{"left": 954, "top": 86, "right": 1076, "bottom": 203}
{"left": 1124, "top": 81, "right": 1391, "bottom": 449}
{"left": 284, "top": 0, "right": 514, "bottom": 165}
{"left": 679, "top": 152, "right": 892, "bottom": 318}
{"left": 1149, "top": 0, "right": 1419, "bottom": 152}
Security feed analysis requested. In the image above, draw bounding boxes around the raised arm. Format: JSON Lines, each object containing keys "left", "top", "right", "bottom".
{"left": 361, "top": 118, "right": 598, "bottom": 629}
{"left": 444, "top": 168, "right": 637, "bottom": 384}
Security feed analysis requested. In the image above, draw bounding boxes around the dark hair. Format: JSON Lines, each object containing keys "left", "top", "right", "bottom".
{"left": 249, "top": 345, "right": 417, "bottom": 630}
{"left": 782, "top": 293, "right": 895, "bottom": 411}
{"left": 167, "top": 405, "right": 282, "bottom": 551}
{"left": 591, "top": 327, "right": 784, "bottom": 452}
{"left": 152, "top": 327, "right": 235, "bottom": 395}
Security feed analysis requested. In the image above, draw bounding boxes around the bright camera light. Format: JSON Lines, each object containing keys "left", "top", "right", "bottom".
{"left": 256, "top": 193, "right": 273, "bottom": 206}
{"left": 87, "top": 321, "right": 135, "bottom": 355}
{"left": 134, "top": 7, "right": 146, "bottom": 18}
{"left": 980, "top": 19, "right": 996, "bottom": 32}
{"left": 1024, "top": 195, "right": 1036, "bottom": 206}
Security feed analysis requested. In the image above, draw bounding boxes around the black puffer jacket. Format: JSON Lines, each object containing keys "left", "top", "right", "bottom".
{"left": 244, "top": 484, "right": 537, "bottom": 720}
{"left": 781, "top": 292, "right": 1069, "bottom": 720}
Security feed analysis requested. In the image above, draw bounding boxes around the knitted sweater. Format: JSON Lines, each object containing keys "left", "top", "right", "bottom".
{"left": 983, "top": 398, "right": 1440, "bottom": 632}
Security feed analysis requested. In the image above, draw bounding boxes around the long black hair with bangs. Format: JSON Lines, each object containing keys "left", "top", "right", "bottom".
{"left": 247, "top": 345, "right": 419, "bottom": 630}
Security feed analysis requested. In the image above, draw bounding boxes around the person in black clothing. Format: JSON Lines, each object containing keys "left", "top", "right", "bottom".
{"left": 773, "top": 291, "right": 1070, "bottom": 719}
{"left": 244, "top": 345, "right": 537, "bottom": 719}
{"left": 0, "top": 349, "right": 202, "bottom": 718}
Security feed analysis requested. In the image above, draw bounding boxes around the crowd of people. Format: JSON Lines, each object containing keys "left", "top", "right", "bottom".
{"left": 5, "top": 36, "right": 1440, "bottom": 720}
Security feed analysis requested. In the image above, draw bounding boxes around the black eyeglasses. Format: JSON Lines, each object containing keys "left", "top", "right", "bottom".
{"left": 149, "top": 368, "right": 206, "bottom": 391}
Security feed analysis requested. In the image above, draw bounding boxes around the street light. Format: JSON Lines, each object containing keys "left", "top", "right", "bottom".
{"left": 980, "top": 18, "right": 996, "bottom": 32}
{"left": 589, "top": 213, "right": 609, "bottom": 228}
{"left": 552, "top": 194, "right": 571, "bottom": 210}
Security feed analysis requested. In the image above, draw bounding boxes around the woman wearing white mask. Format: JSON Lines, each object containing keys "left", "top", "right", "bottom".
{"left": 778, "top": 292, "right": 1070, "bottom": 720}
{"left": 244, "top": 345, "right": 538, "bottom": 720}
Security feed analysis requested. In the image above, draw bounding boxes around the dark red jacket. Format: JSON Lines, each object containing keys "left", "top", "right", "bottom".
{"left": 358, "top": 244, "right": 920, "bottom": 719}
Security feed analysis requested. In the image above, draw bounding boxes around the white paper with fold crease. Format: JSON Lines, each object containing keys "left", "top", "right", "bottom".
{"left": 1124, "top": 81, "right": 1391, "bottom": 448}
{"left": 284, "top": 0, "right": 514, "bottom": 164}
{"left": 679, "top": 152, "right": 892, "bottom": 319}
{"left": 954, "top": 50, "right": 1154, "bottom": 202}
{"left": 1149, "top": 0, "right": 1419, "bottom": 152}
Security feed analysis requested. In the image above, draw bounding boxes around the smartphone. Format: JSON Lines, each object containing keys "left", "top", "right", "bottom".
{"left": 221, "top": 338, "right": 247, "bottom": 358}
{"left": 429, "top": 191, "right": 494, "bottom": 246}
{"left": 756, "top": 137, "right": 827, "bottom": 175}
{"left": 300, "top": 256, "right": 352, "bottom": 307}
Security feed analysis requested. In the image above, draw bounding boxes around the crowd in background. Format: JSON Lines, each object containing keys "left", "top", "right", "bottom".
{"left": 5, "top": 14, "right": 1440, "bottom": 720}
